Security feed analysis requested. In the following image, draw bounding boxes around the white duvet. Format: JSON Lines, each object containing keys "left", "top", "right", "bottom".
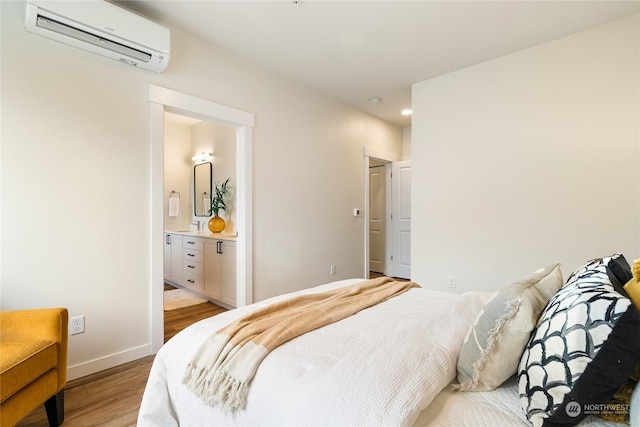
{"left": 138, "top": 279, "right": 491, "bottom": 426}
{"left": 415, "top": 376, "right": 626, "bottom": 427}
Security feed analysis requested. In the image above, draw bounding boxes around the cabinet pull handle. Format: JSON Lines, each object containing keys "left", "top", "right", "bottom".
{"left": 187, "top": 265, "right": 194, "bottom": 269}
{"left": 166, "top": 235, "right": 171, "bottom": 244}
{"left": 217, "top": 241, "right": 222, "bottom": 254}
{"left": 187, "top": 241, "right": 195, "bottom": 244}
{"left": 187, "top": 253, "right": 195, "bottom": 257}
{"left": 187, "top": 279, "right": 195, "bottom": 283}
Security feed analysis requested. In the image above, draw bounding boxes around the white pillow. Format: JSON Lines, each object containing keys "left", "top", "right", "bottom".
{"left": 456, "top": 264, "right": 563, "bottom": 391}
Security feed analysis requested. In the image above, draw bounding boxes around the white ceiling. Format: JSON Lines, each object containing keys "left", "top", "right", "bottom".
{"left": 119, "top": 1, "right": 639, "bottom": 128}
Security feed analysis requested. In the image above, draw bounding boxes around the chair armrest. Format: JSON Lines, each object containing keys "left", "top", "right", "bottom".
{"left": 0, "top": 308, "right": 68, "bottom": 389}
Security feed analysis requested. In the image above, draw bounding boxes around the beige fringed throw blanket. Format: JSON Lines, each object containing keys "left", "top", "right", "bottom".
{"left": 183, "top": 277, "right": 418, "bottom": 411}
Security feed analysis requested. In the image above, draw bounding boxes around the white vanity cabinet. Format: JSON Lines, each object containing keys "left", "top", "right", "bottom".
{"left": 181, "top": 237, "right": 203, "bottom": 293}
{"left": 164, "top": 231, "right": 237, "bottom": 307}
{"left": 164, "top": 233, "right": 184, "bottom": 284}
{"left": 164, "top": 234, "right": 172, "bottom": 280}
{"left": 220, "top": 241, "right": 237, "bottom": 305}
{"left": 203, "top": 239, "right": 237, "bottom": 307}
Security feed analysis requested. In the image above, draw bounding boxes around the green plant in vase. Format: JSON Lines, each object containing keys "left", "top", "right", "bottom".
{"left": 208, "top": 177, "right": 231, "bottom": 233}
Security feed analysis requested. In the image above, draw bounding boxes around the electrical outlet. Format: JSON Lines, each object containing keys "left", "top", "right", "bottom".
{"left": 70, "top": 315, "right": 85, "bottom": 335}
{"left": 330, "top": 265, "right": 337, "bottom": 275}
{"left": 448, "top": 276, "right": 456, "bottom": 288}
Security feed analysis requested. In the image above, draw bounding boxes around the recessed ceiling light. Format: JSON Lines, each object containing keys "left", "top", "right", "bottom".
{"left": 401, "top": 109, "right": 413, "bottom": 116}
{"left": 369, "top": 97, "right": 382, "bottom": 104}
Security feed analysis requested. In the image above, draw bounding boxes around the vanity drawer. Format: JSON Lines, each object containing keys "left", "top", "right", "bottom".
{"left": 183, "top": 271, "right": 203, "bottom": 292}
{"left": 182, "top": 248, "right": 203, "bottom": 263}
{"left": 183, "top": 238, "right": 203, "bottom": 251}
{"left": 183, "top": 259, "right": 202, "bottom": 275}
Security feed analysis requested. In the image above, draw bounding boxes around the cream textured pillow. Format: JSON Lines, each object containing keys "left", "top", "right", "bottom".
{"left": 455, "top": 264, "right": 563, "bottom": 391}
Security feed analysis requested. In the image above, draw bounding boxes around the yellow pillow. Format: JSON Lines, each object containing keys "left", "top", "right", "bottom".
{"left": 624, "top": 258, "right": 640, "bottom": 310}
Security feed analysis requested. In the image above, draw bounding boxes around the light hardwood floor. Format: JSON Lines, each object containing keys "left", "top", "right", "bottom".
{"left": 17, "top": 294, "right": 225, "bottom": 427}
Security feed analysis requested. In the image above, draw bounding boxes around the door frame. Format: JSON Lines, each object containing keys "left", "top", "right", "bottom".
{"left": 149, "top": 85, "right": 254, "bottom": 353}
{"left": 363, "top": 147, "right": 398, "bottom": 279}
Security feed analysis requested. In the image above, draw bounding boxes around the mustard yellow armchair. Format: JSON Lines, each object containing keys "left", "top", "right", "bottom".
{"left": 0, "top": 308, "right": 68, "bottom": 426}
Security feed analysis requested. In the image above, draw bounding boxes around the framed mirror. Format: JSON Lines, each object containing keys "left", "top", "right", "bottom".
{"left": 194, "top": 162, "right": 212, "bottom": 217}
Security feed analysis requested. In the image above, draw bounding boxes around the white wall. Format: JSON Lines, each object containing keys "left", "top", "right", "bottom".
{"left": 164, "top": 121, "right": 192, "bottom": 230}
{"left": 412, "top": 15, "right": 639, "bottom": 293}
{"left": 163, "top": 119, "right": 237, "bottom": 229}
{"left": 402, "top": 127, "right": 412, "bottom": 160}
{"left": 0, "top": 1, "right": 401, "bottom": 379}
{"left": 190, "top": 121, "right": 237, "bottom": 227}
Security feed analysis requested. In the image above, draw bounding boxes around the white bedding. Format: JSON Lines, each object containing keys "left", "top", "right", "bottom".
{"left": 138, "top": 279, "right": 492, "bottom": 426}
{"left": 415, "top": 376, "right": 625, "bottom": 427}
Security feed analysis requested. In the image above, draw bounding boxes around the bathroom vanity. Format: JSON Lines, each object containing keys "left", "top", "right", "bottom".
{"left": 164, "top": 230, "right": 237, "bottom": 308}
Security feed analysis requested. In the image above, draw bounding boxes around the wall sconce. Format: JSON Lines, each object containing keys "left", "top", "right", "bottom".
{"left": 192, "top": 152, "right": 213, "bottom": 163}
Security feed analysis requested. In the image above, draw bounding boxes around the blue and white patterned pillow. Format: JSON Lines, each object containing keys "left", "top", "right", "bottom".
{"left": 518, "top": 254, "right": 640, "bottom": 427}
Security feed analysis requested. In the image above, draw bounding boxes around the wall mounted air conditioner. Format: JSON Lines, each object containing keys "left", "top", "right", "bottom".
{"left": 25, "top": 0, "right": 170, "bottom": 73}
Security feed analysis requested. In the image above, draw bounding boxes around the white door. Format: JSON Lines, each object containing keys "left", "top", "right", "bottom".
{"left": 390, "top": 160, "right": 411, "bottom": 279}
{"left": 369, "top": 165, "right": 386, "bottom": 274}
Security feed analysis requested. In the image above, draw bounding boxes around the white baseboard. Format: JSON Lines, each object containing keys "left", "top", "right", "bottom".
{"left": 67, "top": 344, "right": 153, "bottom": 381}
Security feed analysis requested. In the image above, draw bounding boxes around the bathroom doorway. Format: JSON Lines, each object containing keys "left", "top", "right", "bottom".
{"left": 161, "top": 112, "right": 237, "bottom": 334}
{"left": 149, "top": 85, "right": 254, "bottom": 353}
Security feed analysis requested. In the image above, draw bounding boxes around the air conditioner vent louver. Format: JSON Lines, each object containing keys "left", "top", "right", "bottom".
{"left": 25, "top": 0, "right": 170, "bottom": 73}
{"left": 36, "top": 15, "right": 152, "bottom": 63}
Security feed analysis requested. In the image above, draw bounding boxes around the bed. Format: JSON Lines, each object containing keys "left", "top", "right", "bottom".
{"left": 138, "top": 255, "right": 640, "bottom": 426}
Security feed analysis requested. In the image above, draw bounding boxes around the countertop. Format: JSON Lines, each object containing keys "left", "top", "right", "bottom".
{"left": 164, "top": 229, "right": 237, "bottom": 241}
